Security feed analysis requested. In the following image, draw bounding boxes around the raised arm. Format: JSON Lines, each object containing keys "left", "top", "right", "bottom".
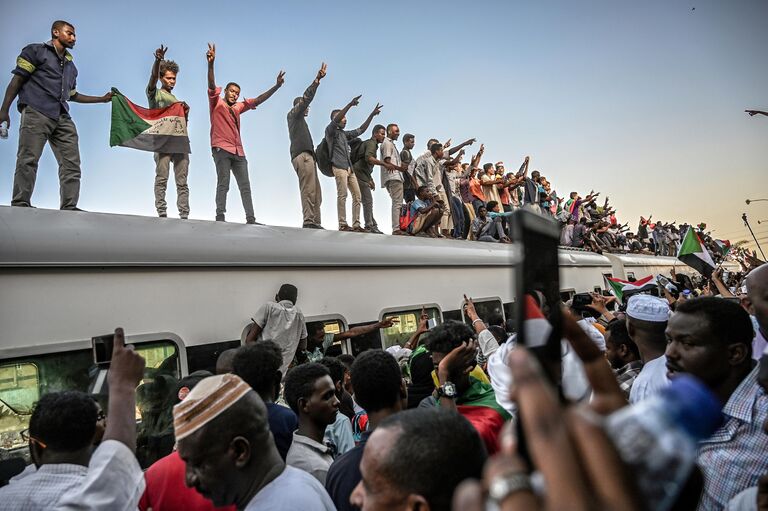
{"left": 249, "top": 70, "right": 285, "bottom": 107}
{"left": 206, "top": 43, "right": 216, "bottom": 90}
{"left": 516, "top": 156, "right": 530, "bottom": 178}
{"left": 333, "top": 94, "right": 361, "bottom": 124}
{"left": 356, "top": 102, "right": 383, "bottom": 134}
{"left": 335, "top": 317, "right": 396, "bottom": 341}
{"left": 0, "top": 75, "right": 27, "bottom": 128}
{"left": 288, "top": 62, "right": 326, "bottom": 118}
{"left": 105, "top": 328, "right": 146, "bottom": 451}
{"left": 746, "top": 109, "right": 768, "bottom": 117}
{"left": 448, "top": 138, "right": 476, "bottom": 155}
{"left": 148, "top": 44, "right": 166, "bottom": 92}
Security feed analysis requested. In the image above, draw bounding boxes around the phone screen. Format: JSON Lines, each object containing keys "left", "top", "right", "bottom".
{"left": 92, "top": 333, "right": 115, "bottom": 366}
{"left": 511, "top": 211, "right": 563, "bottom": 370}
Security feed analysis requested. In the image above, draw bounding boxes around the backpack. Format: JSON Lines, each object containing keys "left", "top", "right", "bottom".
{"left": 315, "top": 139, "right": 334, "bottom": 177}
{"left": 399, "top": 201, "right": 415, "bottom": 231}
{"left": 349, "top": 137, "right": 365, "bottom": 165}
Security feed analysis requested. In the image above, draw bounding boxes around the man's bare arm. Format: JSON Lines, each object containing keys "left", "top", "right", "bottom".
{"left": 70, "top": 92, "right": 112, "bottom": 104}
{"left": 250, "top": 71, "right": 285, "bottom": 107}
{"left": 148, "top": 45, "right": 167, "bottom": 92}
{"left": 206, "top": 43, "right": 216, "bottom": 90}
{"left": 0, "top": 75, "right": 26, "bottom": 128}
{"left": 356, "top": 103, "right": 382, "bottom": 133}
{"left": 448, "top": 138, "right": 476, "bottom": 155}
{"left": 333, "top": 95, "right": 361, "bottom": 124}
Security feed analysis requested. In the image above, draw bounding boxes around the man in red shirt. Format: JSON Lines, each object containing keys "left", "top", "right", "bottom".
{"left": 206, "top": 43, "right": 284, "bottom": 224}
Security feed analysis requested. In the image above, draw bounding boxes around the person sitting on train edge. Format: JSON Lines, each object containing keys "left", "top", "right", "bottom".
{"left": 318, "top": 357, "right": 355, "bottom": 456}
{"left": 408, "top": 185, "right": 443, "bottom": 237}
{"left": 349, "top": 408, "right": 486, "bottom": 511}
{"left": 0, "top": 391, "right": 101, "bottom": 508}
{"left": 246, "top": 283, "right": 308, "bottom": 379}
{"left": 174, "top": 373, "right": 335, "bottom": 511}
{"left": 233, "top": 341, "right": 297, "bottom": 462}
{"left": 284, "top": 363, "right": 340, "bottom": 484}
{"left": 305, "top": 317, "right": 397, "bottom": 363}
{"left": 424, "top": 320, "right": 511, "bottom": 454}
{"left": 325, "top": 349, "right": 408, "bottom": 511}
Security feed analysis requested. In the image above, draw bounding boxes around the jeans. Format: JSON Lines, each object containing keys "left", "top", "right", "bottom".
{"left": 292, "top": 151, "right": 322, "bottom": 225}
{"left": 359, "top": 180, "right": 378, "bottom": 230}
{"left": 450, "top": 196, "right": 465, "bottom": 238}
{"left": 12, "top": 106, "right": 81, "bottom": 209}
{"left": 213, "top": 148, "right": 255, "bottom": 222}
{"left": 154, "top": 152, "right": 190, "bottom": 217}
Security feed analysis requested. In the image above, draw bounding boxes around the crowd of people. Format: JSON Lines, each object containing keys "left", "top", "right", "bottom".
{"left": 2, "top": 264, "right": 768, "bottom": 510}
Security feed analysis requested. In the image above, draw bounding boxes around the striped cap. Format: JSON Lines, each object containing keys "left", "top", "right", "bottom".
{"left": 173, "top": 373, "right": 251, "bottom": 441}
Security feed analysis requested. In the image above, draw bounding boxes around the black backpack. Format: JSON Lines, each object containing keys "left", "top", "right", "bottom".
{"left": 315, "top": 139, "right": 334, "bottom": 177}
{"left": 349, "top": 137, "right": 365, "bottom": 165}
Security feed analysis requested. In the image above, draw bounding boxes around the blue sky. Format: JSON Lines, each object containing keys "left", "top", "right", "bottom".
{"left": 1, "top": 0, "right": 767, "bottom": 248}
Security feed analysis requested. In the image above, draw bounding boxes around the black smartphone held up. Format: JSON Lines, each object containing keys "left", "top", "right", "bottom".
{"left": 92, "top": 333, "right": 115, "bottom": 367}
{"left": 511, "top": 210, "right": 563, "bottom": 376}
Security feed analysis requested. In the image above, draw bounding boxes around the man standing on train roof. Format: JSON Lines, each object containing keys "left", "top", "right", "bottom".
{"left": 0, "top": 20, "right": 112, "bottom": 211}
{"left": 288, "top": 63, "right": 327, "bottom": 229}
{"left": 246, "top": 283, "right": 308, "bottom": 378}
{"left": 147, "top": 44, "right": 190, "bottom": 220}
{"left": 206, "top": 42, "right": 285, "bottom": 224}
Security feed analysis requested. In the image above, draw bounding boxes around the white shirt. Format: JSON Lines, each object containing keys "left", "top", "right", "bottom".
{"left": 245, "top": 466, "right": 336, "bottom": 511}
{"left": 55, "top": 440, "right": 145, "bottom": 511}
{"left": 628, "top": 355, "right": 669, "bottom": 404}
{"left": 380, "top": 137, "right": 403, "bottom": 185}
{"left": 253, "top": 300, "right": 308, "bottom": 377}
{"left": 0, "top": 463, "right": 87, "bottom": 510}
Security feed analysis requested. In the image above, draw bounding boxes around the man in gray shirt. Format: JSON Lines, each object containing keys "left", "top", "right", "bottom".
{"left": 324, "top": 96, "right": 382, "bottom": 231}
{"left": 381, "top": 123, "right": 410, "bottom": 235}
{"left": 287, "top": 63, "right": 326, "bottom": 229}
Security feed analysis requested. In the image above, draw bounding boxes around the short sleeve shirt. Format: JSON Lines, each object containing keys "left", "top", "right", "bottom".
{"left": 245, "top": 466, "right": 336, "bottom": 511}
{"left": 13, "top": 41, "right": 78, "bottom": 119}
{"left": 147, "top": 85, "right": 178, "bottom": 109}
{"left": 253, "top": 300, "right": 308, "bottom": 377}
{"left": 380, "top": 137, "right": 403, "bottom": 185}
{"left": 352, "top": 138, "right": 379, "bottom": 184}
{"left": 208, "top": 86, "right": 257, "bottom": 156}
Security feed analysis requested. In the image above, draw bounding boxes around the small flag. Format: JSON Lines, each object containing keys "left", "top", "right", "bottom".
{"left": 715, "top": 239, "right": 731, "bottom": 257}
{"left": 109, "top": 88, "right": 190, "bottom": 154}
{"left": 605, "top": 275, "right": 655, "bottom": 302}
{"left": 677, "top": 228, "right": 716, "bottom": 278}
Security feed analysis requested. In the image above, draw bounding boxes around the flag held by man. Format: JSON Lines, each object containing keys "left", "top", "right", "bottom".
{"left": 677, "top": 227, "right": 716, "bottom": 278}
{"left": 109, "top": 88, "right": 190, "bottom": 154}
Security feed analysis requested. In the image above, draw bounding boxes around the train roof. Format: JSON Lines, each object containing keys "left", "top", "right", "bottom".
{"left": 0, "top": 206, "right": 680, "bottom": 269}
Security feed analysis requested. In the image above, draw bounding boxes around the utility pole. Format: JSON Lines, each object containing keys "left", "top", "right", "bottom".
{"left": 742, "top": 213, "right": 766, "bottom": 260}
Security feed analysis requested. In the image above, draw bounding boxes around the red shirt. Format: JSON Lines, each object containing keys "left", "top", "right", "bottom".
{"left": 208, "top": 86, "right": 257, "bottom": 156}
{"left": 469, "top": 177, "right": 485, "bottom": 201}
{"left": 139, "top": 451, "right": 236, "bottom": 511}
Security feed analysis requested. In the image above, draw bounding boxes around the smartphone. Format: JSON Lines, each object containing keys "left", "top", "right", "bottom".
{"left": 427, "top": 318, "right": 437, "bottom": 329}
{"left": 92, "top": 333, "right": 115, "bottom": 367}
{"left": 511, "top": 210, "right": 562, "bottom": 367}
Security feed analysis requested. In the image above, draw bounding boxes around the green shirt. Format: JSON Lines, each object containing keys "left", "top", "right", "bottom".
{"left": 352, "top": 138, "right": 379, "bottom": 185}
{"left": 146, "top": 85, "right": 178, "bottom": 109}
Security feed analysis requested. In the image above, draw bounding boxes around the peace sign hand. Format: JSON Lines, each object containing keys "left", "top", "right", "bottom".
{"left": 154, "top": 45, "right": 167, "bottom": 61}
{"left": 206, "top": 43, "right": 216, "bottom": 63}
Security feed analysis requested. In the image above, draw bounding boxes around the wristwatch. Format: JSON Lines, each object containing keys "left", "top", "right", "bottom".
{"left": 436, "top": 381, "right": 457, "bottom": 399}
{"left": 488, "top": 472, "right": 533, "bottom": 505}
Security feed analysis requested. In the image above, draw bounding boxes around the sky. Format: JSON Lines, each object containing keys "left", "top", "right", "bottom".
{"left": 1, "top": 0, "right": 767, "bottom": 252}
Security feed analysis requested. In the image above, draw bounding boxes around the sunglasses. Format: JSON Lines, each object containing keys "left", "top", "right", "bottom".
{"left": 20, "top": 429, "right": 47, "bottom": 449}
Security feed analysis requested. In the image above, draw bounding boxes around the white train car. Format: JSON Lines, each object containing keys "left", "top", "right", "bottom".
{"left": 0, "top": 206, "right": 706, "bottom": 453}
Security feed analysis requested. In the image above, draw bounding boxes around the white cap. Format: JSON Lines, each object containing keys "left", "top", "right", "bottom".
{"left": 626, "top": 294, "right": 670, "bottom": 322}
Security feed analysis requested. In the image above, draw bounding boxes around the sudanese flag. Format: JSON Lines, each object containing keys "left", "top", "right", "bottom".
{"left": 449, "top": 378, "right": 511, "bottom": 455}
{"left": 109, "top": 88, "right": 190, "bottom": 154}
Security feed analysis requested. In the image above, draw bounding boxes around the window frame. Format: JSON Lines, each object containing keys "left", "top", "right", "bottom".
{"left": 304, "top": 314, "right": 350, "bottom": 354}
{"left": 459, "top": 296, "right": 505, "bottom": 323}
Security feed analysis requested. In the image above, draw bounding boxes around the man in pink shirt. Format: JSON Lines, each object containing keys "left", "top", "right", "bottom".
{"left": 206, "top": 43, "right": 284, "bottom": 224}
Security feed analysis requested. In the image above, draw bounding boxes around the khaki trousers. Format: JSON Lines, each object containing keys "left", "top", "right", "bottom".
{"left": 437, "top": 190, "right": 453, "bottom": 230}
{"left": 154, "top": 152, "right": 190, "bottom": 217}
{"left": 292, "top": 152, "right": 322, "bottom": 225}
{"left": 332, "top": 166, "right": 361, "bottom": 228}
{"left": 385, "top": 180, "right": 404, "bottom": 232}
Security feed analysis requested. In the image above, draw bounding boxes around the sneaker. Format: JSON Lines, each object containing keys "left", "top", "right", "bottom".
{"left": 159, "top": 213, "right": 168, "bottom": 218}
{"left": 392, "top": 230, "right": 407, "bottom": 236}
{"left": 62, "top": 207, "right": 87, "bottom": 212}
{"left": 353, "top": 226, "right": 367, "bottom": 233}
{"left": 367, "top": 227, "right": 384, "bottom": 235}
{"left": 246, "top": 219, "right": 264, "bottom": 225}
{"left": 303, "top": 223, "right": 324, "bottom": 229}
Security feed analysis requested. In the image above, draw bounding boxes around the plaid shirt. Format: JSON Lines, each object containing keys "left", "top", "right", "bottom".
{"left": 614, "top": 360, "right": 643, "bottom": 399}
{"left": 697, "top": 365, "right": 768, "bottom": 510}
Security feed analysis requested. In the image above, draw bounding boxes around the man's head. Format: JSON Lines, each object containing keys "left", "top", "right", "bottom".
{"left": 233, "top": 341, "right": 283, "bottom": 402}
{"left": 318, "top": 356, "right": 347, "bottom": 396}
{"left": 51, "top": 20, "right": 76, "bottom": 49}
{"left": 403, "top": 133, "right": 415, "bottom": 150}
{"left": 224, "top": 82, "right": 241, "bottom": 106}
{"left": 283, "top": 363, "right": 339, "bottom": 426}
{"left": 425, "top": 320, "right": 476, "bottom": 391}
{"left": 175, "top": 375, "right": 275, "bottom": 508}
{"left": 477, "top": 205, "right": 488, "bottom": 218}
{"left": 625, "top": 294, "right": 670, "bottom": 353}
{"left": 387, "top": 124, "right": 400, "bottom": 141}
{"left": 495, "top": 162, "right": 505, "bottom": 173}
{"left": 531, "top": 170, "right": 541, "bottom": 181}
{"left": 215, "top": 348, "right": 238, "bottom": 374}
{"left": 331, "top": 109, "right": 347, "bottom": 128}
{"left": 373, "top": 124, "right": 386, "bottom": 143}
{"left": 483, "top": 163, "right": 494, "bottom": 175}
{"left": 745, "top": 264, "right": 768, "bottom": 337}
{"left": 429, "top": 143, "right": 443, "bottom": 159}
{"left": 604, "top": 319, "right": 640, "bottom": 369}
{"left": 159, "top": 60, "right": 179, "bottom": 91}
{"left": 350, "top": 408, "right": 486, "bottom": 511}
{"left": 276, "top": 283, "right": 298, "bottom": 304}
{"left": 416, "top": 185, "right": 431, "bottom": 201}
{"left": 486, "top": 200, "right": 499, "bottom": 213}
{"left": 569, "top": 191, "right": 578, "bottom": 199}
{"left": 307, "top": 322, "right": 327, "bottom": 349}
{"left": 426, "top": 138, "right": 439, "bottom": 150}
{"left": 665, "top": 297, "right": 753, "bottom": 395}
{"left": 351, "top": 350, "right": 406, "bottom": 416}
{"left": 28, "top": 391, "right": 98, "bottom": 467}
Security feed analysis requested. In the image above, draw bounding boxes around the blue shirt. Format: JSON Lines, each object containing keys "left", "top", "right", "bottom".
{"left": 266, "top": 402, "right": 298, "bottom": 461}
{"left": 12, "top": 40, "right": 78, "bottom": 120}
{"left": 324, "top": 119, "right": 364, "bottom": 170}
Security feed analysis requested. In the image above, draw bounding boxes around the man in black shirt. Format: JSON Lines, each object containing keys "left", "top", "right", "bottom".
{"left": 325, "top": 350, "right": 406, "bottom": 511}
{"left": 400, "top": 134, "right": 417, "bottom": 202}
{"left": 287, "top": 63, "right": 327, "bottom": 228}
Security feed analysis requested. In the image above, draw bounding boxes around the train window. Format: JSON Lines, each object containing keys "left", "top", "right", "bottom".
{"left": 461, "top": 298, "right": 504, "bottom": 325}
{"left": 502, "top": 302, "right": 516, "bottom": 332}
{"left": 560, "top": 289, "right": 576, "bottom": 302}
{"left": 594, "top": 286, "right": 602, "bottom": 293}
{"left": 379, "top": 307, "right": 441, "bottom": 350}
{"left": 626, "top": 272, "right": 635, "bottom": 280}
{"left": 306, "top": 319, "right": 347, "bottom": 356}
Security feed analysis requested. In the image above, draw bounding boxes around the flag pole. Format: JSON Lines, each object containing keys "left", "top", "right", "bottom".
{"left": 742, "top": 213, "right": 766, "bottom": 260}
